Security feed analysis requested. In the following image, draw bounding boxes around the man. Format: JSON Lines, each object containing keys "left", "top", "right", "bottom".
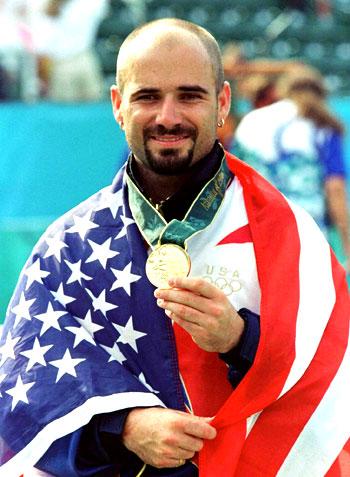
{"left": 0, "top": 18, "right": 349, "bottom": 477}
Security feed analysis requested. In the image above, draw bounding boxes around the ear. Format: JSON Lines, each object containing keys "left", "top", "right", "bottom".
{"left": 110, "top": 85, "right": 124, "bottom": 129}
{"left": 217, "top": 81, "right": 231, "bottom": 123}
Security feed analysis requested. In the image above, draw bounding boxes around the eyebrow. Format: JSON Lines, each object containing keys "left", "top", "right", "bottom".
{"left": 130, "top": 88, "right": 159, "bottom": 101}
{"left": 130, "top": 85, "right": 209, "bottom": 100}
{"left": 178, "top": 85, "right": 209, "bottom": 95}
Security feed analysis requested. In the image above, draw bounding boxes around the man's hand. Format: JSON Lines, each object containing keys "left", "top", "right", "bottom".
{"left": 154, "top": 276, "right": 244, "bottom": 353}
{"left": 122, "top": 407, "right": 216, "bottom": 468}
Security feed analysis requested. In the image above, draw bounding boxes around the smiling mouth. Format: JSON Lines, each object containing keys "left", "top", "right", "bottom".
{"left": 150, "top": 135, "right": 189, "bottom": 143}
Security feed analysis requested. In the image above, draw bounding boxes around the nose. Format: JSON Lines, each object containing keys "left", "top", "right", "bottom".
{"left": 155, "top": 95, "right": 181, "bottom": 128}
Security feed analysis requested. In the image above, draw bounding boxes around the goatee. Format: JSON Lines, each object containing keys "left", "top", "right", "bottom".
{"left": 143, "top": 124, "right": 197, "bottom": 176}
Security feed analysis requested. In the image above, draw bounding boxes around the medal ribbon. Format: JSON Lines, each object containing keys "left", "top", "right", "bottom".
{"left": 126, "top": 153, "right": 232, "bottom": 250}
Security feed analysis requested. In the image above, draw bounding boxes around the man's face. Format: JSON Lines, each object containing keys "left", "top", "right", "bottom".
{"left": 112, "top": 32, "right": 230, "bottom": 176}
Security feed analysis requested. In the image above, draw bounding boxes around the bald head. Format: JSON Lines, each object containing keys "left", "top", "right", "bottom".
{"left": 116, "top": 18, "right": 224, "bottom": 95}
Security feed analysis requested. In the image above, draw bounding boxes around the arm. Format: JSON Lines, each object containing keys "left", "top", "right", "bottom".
{"left": 322, "top": 130, "right": 350, "bottom": 270}
{"left": 325, "top": 176, "right": 350, "bottom": 268}
{"left": 35, "top": 411, "right": 131, "bottom": 476}
{"left": 219, "top": 307, "right": 260, "bottom": 388}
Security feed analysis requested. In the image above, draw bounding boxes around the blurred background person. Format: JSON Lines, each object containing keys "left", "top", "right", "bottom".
{"left": 233, "top": 67, "right": 350, "bottom": 270}
{"left": 0, "top": 0, "right": 44, "bottom": 101}
{"left": 218, "top": 41, "right": 306, "bottom": 150}
{"left": 34, "top": 0, "right": 108, "bottom": 102}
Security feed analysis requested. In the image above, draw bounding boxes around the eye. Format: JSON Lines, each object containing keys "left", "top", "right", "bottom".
{"left": 135, "top": 93, "right": 159, "bottom": 102}
{"left": 179, "top": 92, "right": 204, "bottom": 102}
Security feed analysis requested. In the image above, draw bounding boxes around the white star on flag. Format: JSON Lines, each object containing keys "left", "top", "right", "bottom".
{"left": 34, "top": 302, "right": 67, "bottom": 336}
{"left": 110, "top": 262, "right": 141, "bottom": 295}
{"left": 0, "top": 331, "right": 21, "bottom": 366}
{"left": 5, "top": 374, "right": 35, "bottom": 410}
{"left": 101, "top": 342, "right": 126, "bottom": 364}
{"left": 95, "top": 187, "right": 123, "bottom": 219}
{"left": 51, "top": 283, "right": 76, "bottom": 306}
{"left": 0, "top": 373, "right": 7, "bottom": 397}
{"left": 44, "top": 232, "right": 68, "bottom": 261}
{"left": 49, "top": 348, "right": 85, "bottom": 383}
{"left": 66, "top": 212, "right": 99, "bottom": 240}
{"left": 138, "top": 372, "right": 159, "bottom": 394}
{"left": 85, "top": 238, "right": 119, "bottom": 269}
{"left": 115, "top": 214, "right": 135, "bottom": 239}
{"left": 64, "top": 259, "right": 93, "bottom": 285}
{"left": 66, "top": 324, "right": 97, "bottom": 348}
{"left": 11, "top": 292, "right": 36, "bottom": 328}
{"left": 86, "top": 289, "right": 118, "bottom": 317}
{"left": 114, "top": 316, "right": 146, "bottom": 352}
{"left": 20, "top": 337, "right": 53, "bottom": 372}
{"left": 75, "top": 310, "right": 104, "bottom": 336}
{"left": 24, "top": 258, "right": 50, "bottom": 290}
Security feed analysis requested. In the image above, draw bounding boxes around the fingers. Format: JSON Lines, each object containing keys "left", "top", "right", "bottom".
{"left": 167, "top": 276, "right": 222, "bottom": 299}
{"left": 182, "top": 415, "right": 217, "bottom": 440}
{"left": 154, "top": 281, "right": 225, "bottom": 320}
{"left": 122, "top": 408, "right": 216, "bottom": 469}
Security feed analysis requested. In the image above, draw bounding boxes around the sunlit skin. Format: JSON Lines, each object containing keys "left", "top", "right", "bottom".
{"left": 111, "top": 28, "right": 231, "bottom": 203}
{"left": 111, "top": 25, "right": 245, "bottom": 469}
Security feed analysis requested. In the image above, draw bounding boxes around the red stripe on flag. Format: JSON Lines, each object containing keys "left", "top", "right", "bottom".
{"left": 216, "top": 224, "right": 252, "bottom": 245}
{"left": 200, "top": 154, "right": 301, "bottom": 476}
{"left": 235, "top": 252, "right": 349, "bottom": 476}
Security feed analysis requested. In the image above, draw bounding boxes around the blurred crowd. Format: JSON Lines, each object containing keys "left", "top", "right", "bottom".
{"left": 0, "top": 0, "right": 108, "bottom": 102}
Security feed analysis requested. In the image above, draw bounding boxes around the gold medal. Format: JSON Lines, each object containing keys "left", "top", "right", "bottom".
{"left": 145, "top": 243, "right": 191, "bottom": 288}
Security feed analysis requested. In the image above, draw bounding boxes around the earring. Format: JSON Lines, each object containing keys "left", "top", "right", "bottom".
{"left": 217, "top": 119, "right": 225, "bottom": 127}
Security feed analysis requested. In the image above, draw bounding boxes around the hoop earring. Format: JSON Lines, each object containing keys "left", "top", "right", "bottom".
{"left": 217, "top": 119, "right": 225, "bottom": 127}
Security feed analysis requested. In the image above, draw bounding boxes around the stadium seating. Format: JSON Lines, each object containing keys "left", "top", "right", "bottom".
{"left": 95, "top": 0, "right": 350, "bottom": 95}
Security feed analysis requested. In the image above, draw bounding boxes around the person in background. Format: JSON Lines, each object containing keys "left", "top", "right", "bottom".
{"left": 0, "top": 18, "right": 349, "bottom": 477}
{"left": 218, "top": 41, "right": 306, "bottom": 151}
{"left": 34, "top": 0, "right": 108, "bottom": 102}
{"left": 234, "top": 67, "right": 350, "bottom": 270}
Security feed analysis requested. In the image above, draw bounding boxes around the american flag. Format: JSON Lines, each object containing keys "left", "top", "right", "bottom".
{"left": 0, "top": 154, "right": 349, "bottom": 476}
{"left": 0, "top": 167, "right": 180, "bottom": 475}
{"left": 199, "top": 154, "right": 350, "bottom": 476}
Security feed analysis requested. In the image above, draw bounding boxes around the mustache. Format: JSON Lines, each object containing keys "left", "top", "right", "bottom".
{"left": 144, "top": 124, "right": 197, "bottom": 139}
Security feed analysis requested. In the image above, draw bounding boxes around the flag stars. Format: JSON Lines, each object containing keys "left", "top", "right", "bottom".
{"left": 101, "top": 342, "right": 126, "bottom": 364}
{"left": 110, "top": 262, "right": 141, "bottom": 296}
{"left": 34, "top": 302, "right": 67, "bottom": 336}
{"left": 49, "top": 348, "right": 85, "bottom": 383}
{"left": 66, "top": 211, "right": 99, "bottom": 240}
{"left": 86, "top": 238, "right": 119, "bottom": 269}
{"left": 44, "top": 232, "right": 68, "bottom": 262}
{"left": 11, "top": 292, "right": 36, "bottom": 329}
{"left": 64, "top": 259, "right": 93, "bottom": 285}
{"left": 0, "top": 331, "right": 21, "bottom": 366}
{"left": 66, "top": 324, "right": 97, "bottom": 348}
{"left": 95, "top": 188, "right": 123, "bottom": 219}
{"left": 24, "top": 258, "right": 50, "bottom": 290}
{"left": 113, "top": 316, "right": 146, "bottom": 352}
{"left": 115, "top": 214, "right": 135, "bottom": 239}
{"left": 5, "top": 375, "right": 35, "bottom": 411}
{"left": 138, "top": 372, "right": 159, "bottom": 394}
{"left": 50, "top": 283, "right": 76, "bottom": 307}
{"left": 20, "top": 337, "right": 53, "bottom": 372}
{"left": 86, "top": 289, "right": 118, "bottom": 318}
{"left": 75, "top": 310, "right": 104, "bottom": 337}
